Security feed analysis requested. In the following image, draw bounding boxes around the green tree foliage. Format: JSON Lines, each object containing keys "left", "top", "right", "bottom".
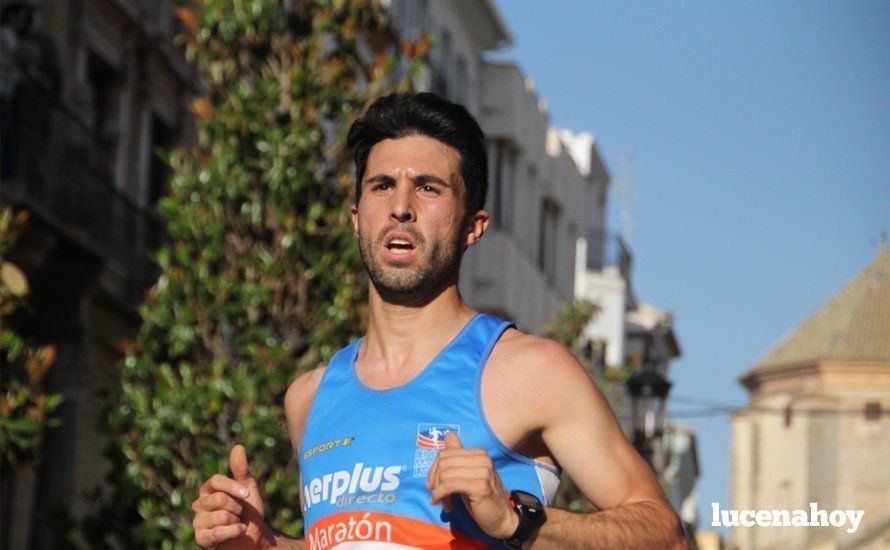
{"left": 0, "top": 208, "right": 63, "bottom": 468}
{"left": 542, "top": 299, "right": 600, "bottom": 355}
{"left": 85, "top": 2, "right": 422, "bottom": 546}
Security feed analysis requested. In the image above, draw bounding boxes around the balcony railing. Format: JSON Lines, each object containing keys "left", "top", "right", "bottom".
{"left": 1, "top": 73, "right": 163, "bottom": 307}
{"left": 586, "top": 230, "right": 633, "bottom": 287}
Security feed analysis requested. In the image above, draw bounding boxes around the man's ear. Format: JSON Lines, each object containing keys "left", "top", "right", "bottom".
{"left": 464, "top": 209, "right": 490, "bottom": 248}
{"left": 350, "top": 203, "right": 359, "bottom": 235}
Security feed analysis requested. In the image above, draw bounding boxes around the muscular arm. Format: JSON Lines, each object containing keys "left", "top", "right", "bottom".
{"left": 506, "top": 339, "right": 687, "bottom": 549}
{"left": 530, "top": 503, "right": 683, "bottom": 549}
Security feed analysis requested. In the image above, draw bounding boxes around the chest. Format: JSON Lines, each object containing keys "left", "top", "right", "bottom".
{"left": 350, "top": 350, "right": 535, "bottom": 448}
{"left": 317, "top": 352, "right": 549, "bottom": 478}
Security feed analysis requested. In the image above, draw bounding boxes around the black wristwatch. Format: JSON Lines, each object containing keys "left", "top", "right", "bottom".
{"left": 500, "top": 490, "right": 547, "bottom": 549}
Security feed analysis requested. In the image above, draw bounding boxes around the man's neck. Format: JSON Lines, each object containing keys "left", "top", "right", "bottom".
{"left": 362, "top": 283, "right": 477, "bottom": 373}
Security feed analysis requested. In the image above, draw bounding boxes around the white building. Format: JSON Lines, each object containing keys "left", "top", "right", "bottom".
{"left": 663, "top": 422, "right": 702, "bottom": 540}
{"left": 389, "top": 0, "right": 610, "bottom": 332}
{"left": 389, "top": 5, "right": 698, "bottom": 540}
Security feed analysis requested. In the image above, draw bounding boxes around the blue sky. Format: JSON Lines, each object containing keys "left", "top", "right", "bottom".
{"left": 490, "top": 0, "right": 890, "bottom": 533}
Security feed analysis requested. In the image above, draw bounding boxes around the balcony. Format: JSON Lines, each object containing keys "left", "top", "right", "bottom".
{"left": 585, "top": 230, "right": 633, "bottom": 291}
{"left": 1, "top": 75, "right": 163, "bottom": 308}
{"left": 460, "top": 228, "right": 566, "bottom": 332}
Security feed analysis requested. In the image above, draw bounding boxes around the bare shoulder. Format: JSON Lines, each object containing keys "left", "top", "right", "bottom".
{"left": 489, "top": 328, "right": 589, "bottom": 382}
{"left": 487, "top": 328, "right": 600, "bottom": 420}
{"left": 285, "top": 366, "right": 327, "bottom": 406}
{"left": 284, "top": 366, "right": 327, "bottom": 454}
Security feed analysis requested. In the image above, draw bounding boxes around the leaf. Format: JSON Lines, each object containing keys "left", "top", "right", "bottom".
{"left": 0, "top": 261, "right": 28, "bottom": 296}
{"left": 26, "top": 345, "right": 56, "bottom": 383}
{"left": 174, "top": 7, "right": 200, "bottom": 32}
{"left": 189, "top": 97, "right": 214, "bottom": 120}
{"left": 5, "top": 418, "right": 41, "bottom": 433}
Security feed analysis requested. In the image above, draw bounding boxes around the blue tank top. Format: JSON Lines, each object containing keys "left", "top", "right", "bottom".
{"left": 297, "top": 313, "right": 561, "bottom": 549}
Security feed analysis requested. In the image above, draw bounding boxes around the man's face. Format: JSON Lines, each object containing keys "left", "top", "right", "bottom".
{"left": 351, "top": 134, "right": 486, "bottom": 304}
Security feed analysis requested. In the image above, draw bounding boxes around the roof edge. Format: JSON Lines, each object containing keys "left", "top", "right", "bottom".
{"left": 479, "top": 0, "right": 514, "bottom": 47}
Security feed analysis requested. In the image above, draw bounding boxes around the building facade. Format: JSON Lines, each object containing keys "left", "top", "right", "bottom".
{"left": 1, "top": 0, "right": 194, "bottom": 547}
{"left": 392, "top": 1, "right": 698, "bottom": 542}
{"left": 664, "top": 422, "right": 702, "bottom": 539}
{"left": 731, "top": 247, "right": 890, "bottom": 550}
{"left": 390, "top": 0, "right": 610, "bottom": 332}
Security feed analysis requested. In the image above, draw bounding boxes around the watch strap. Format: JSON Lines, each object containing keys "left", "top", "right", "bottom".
{"left": 501, "top": 490, "right": 546, "bottom": 548}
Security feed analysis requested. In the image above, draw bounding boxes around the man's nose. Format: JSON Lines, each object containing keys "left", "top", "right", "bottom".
{"left": 389, "top": 180, "right": 416, "bottom": 223}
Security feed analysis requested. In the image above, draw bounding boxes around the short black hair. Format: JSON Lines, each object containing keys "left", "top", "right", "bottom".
{"left": 346, "top": 92, "right": 488, "bottom": 213}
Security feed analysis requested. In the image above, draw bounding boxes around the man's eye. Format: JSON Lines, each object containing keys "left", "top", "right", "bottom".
{"left": 420, "top": 185, "right": 439, "bottom": 193}
{"left": 372, "top": 182, "right": 392, "bottom": 191}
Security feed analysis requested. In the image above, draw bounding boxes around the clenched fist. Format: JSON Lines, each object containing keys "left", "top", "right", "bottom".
{"left": 191, "top": 444, "right": 275, "bottom": 549}
{"left": 426, "top": 432, "right": 519, "bottom": 540}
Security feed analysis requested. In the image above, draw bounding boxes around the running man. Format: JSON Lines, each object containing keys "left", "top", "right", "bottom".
{"left": 191, "top": 92, "right": 688, "bottom": 549}
{"left": 428, "top": 427, "right": 443, "bottom": 447}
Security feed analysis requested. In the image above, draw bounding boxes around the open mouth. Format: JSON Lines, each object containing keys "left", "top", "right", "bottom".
{"left": 386, "top": 239, "right": 414, "bottom": 255}
{"left": 384, "top": 233, "right": 417, "bottom": 257}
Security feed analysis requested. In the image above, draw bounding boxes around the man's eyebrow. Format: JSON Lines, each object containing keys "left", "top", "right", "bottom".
{"left": 414, "top": 174, "right": 450, "bottom": 187}
{"left": 363, "top": 174, "right": 395, "bottom": 186}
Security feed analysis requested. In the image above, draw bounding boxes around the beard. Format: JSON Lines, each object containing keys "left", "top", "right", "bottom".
{"left": 358, "top": 223, "right": 463, "bottom": 306}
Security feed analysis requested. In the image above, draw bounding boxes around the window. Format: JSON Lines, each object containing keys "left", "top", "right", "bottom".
{"left": 416, "top": 0, "right": 428, "bottom": 35}
{"left": 453, "top": 56, "right": 467, "bottom": 105}
{"left": 87, "top": 51, "right": 120, "bottom": 173}
{"left": 585, "top": 340, "right": 606, "bottom": 377}
{"left": 568, "top": 221, "right": 576, "bottom": 268}
{"left": 147, "top": 113, "right": 174, "bottom": 205}
{"left": 595, "top": 341, "right": 607, "bottom": 376}
{"left": 432, "top": 31, "right": 451, "bottom": 98}
{"left": 500, "top": 147, "right": 515, "bottom": 231}
{"left": 751, "top": 421, "right": 760, "bottom": 494}
{"left": 397, "top": 0, "right": 428, "bottom": 39}
{"left": 598, "top": 185, "right": 607, "bottom": 223}
{"left": 393, "top": 0, "right": 410, "bottom": 32}
{"left": 486, "top": 141, "right": 516, "bottom": 232}
{"left": 538, "top": 197, "right": 560, "bottom": 284}
{"left": 527, "top": 164, "right": 537, "bottom": 189}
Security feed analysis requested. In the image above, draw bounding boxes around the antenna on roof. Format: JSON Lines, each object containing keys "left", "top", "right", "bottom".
{"left": 871, "top": 231, "right": 888, "bottom": 251}
{"left": 615, "top": 153, "right": 635, "bottom": 244}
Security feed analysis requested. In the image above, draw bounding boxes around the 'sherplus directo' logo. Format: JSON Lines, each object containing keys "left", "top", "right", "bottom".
{"left": 416, "top": 423, "right": 459, "bottom": 449}
{"left": 413, "top": 423, "right": 460, "bottom": 477}
{"left": 302, "top": 463, "right": 405, "bottom": 510}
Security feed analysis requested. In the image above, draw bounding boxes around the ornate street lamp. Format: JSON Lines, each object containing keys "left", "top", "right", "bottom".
{"left": 626, "top": 364, "right": 672, "bottom": 468}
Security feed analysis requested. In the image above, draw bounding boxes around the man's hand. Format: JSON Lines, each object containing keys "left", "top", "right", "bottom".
{"left": 426, "top": 432, "right": 519, "bottom": 540}
{"left": 191, "top": 444, "right": 275, "bottom": 549}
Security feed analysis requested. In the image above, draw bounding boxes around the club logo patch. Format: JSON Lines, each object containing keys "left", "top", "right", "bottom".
{"left": 416, "top": 424, "right": 459, "bottom": 449}
{"left": 413, "top": 423, "right": 459, "bottom": 477}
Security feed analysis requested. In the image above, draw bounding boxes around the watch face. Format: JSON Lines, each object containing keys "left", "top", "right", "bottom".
{"left": 512, "top": 490, "right": 542, "bottom": 511}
